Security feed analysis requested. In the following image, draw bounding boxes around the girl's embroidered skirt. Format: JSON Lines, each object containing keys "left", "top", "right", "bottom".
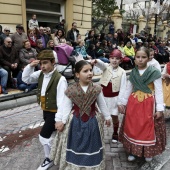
{"left": 50, "top": 111, "right": 105, "bottom": 170}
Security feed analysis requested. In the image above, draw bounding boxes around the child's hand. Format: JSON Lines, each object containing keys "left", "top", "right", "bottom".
{"left": 91, "top": 59, "right": 97, "bottom": 65}
{"left": 154, "top": 111, "right": 163, "bottom": 119}
{"left": 162, "top": 74, "right": 170, "bottom": 79}
{"left": 30, "top": 60, "right": 40, "bottom": 67}
{"left": 55, "top": 121, "right": 65, "bottom": 132}
{"left": 118, "top": 105, "right": 126, "bottom": 114}
{"left": 105, "top": 119, "right": 111, "bottom": 127}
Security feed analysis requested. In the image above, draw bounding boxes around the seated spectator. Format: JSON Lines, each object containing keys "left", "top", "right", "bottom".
{"left": 28, "top": 29, "right": 37, "bottom": 48}
{"left": 28, "top": 14, "right": 39, "bottom": 30}
{"left": 17, "top": 64, "right": 37, "bottom": 92}
{"left": 95, "top": 40, "right": 109, "bottom": 63}
{"left": 136, "top": 39, "right": 143, "bottom": 49}
{"left": 19, "top": 40, "right": 37, "bottom": 65}
{"left": 0, "top": 67, "right": 8, "bottom": 94}
{"left": 75, "top": 40, "right": 91, "bottom": 60}
{"left": 87, "top": 44, "right": 96, "bottom": 59}
{"left": 117, "top": 41, "right": 125, "bottom": 55}
{"left": 47, "top": 40, "right": 55, "bottom": 50}
{"left": 53, "top": 28, "right": 66, "bottom": 46}
{"left": 35, "top": 39, "right": 44, "bottom": 54}
{"left": 101, "top": 40, "right": 110, "bottom": 58}
{"left": 0, "top": 37, "right": 20, "bottom": 87}
{"left": 124, "top": 41, "right": 135, "bottom": 67}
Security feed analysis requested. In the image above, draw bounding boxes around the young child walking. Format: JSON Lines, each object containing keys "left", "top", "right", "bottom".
{"left": 22, "top": 50, "right": 68, "bottom": 170}
{"left": 162, "top": 55, "right": 170, "bottom": 109}
{"left": 118, "top": 47, "right": 166, "bottom": 162}
{"left": 92, "top": 49, "right": 127, "bottom": 142}
{"left": 147, "top": 48, "right": 161, "bottom": 72}
{"left": 50, "top": 60, "right": 111, "bottom": 170}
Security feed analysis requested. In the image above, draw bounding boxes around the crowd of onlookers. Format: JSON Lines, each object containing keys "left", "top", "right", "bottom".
{"left": 0, "top": 13, "right": 170, "bottom": 95}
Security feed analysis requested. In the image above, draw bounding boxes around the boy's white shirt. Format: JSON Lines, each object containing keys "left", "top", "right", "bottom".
{"left": 22, "top": 64, "right": 68, "bottom": 123}
{"left": 95, "top": 59, "right": 127, "bottom": 105}
{"left": 55, "top": 85, "right": 111, "bottom": 123}
{"left": 121, "top": 68, "right": 164, "bottom": 112}
{"left": 147, "top": 58, "right": 161, "bottom": 72}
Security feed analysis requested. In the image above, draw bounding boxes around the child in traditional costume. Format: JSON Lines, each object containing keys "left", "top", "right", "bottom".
{"left": 22, "top": 50, "right": 68, "bottom": 170}
{"left": 92, "top": 49, "right": 126, "bottom": 142}
{"left": 162, "top": 55, "right": 170, "bottom": 109}
{"left": 50, "top": 60, "right": 111, "bottom": 170}
{"left": 118, "top": 47, "right": 166, "bottom": 162}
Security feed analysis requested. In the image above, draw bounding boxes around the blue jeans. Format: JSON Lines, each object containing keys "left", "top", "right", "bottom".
{"left": 18, "top": 83, "right": 37, "bottom": 91}
{"left": 0, "top": 68, "right": 8, "bottom": 88}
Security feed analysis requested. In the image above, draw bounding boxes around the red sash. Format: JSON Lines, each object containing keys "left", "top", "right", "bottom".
{"left": 124, "top": 94, "right": 156, "bottom": 146}
{"left": 167, "top": 62, "right": 170, "bottom": 75}
{"left": 101, "top": 82, "right": 119, "bottom": 97}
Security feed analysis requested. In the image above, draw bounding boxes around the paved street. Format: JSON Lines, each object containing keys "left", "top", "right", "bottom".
{"left": 0, "top": 103, "right": 170, "bottom": 170}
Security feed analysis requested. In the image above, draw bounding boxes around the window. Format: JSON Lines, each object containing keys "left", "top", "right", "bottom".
{"left": 145, "top": 1, "right": 150, "bottom": 8}
{"left": 133, "top": 2, "right": 138, "bottom": 8}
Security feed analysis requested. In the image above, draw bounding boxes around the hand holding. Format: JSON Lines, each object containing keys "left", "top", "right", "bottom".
{"left": 154, "top": 111, "right": 163, "bottom": 119}
{"left": 55, "top": 121, "right": 65, "bottom": 132}
{"left": 105, "top": 119, "right": 111, "bottom": 127}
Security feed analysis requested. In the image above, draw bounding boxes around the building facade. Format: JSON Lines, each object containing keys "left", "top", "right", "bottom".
{"left": 0, "top": 0, "right": 92, "bottom": 35}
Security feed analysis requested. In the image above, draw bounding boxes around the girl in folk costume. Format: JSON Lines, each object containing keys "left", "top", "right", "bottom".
{"left": 50, "top": 60, "right": 111, "bottom": 170}
{"left": 118, "top": 47, "right": 166, "bottom": 162}
{"left": 92, "top": 49, "right": 126, "bottom": 142}
{"left": 162, "top": 55, "right": 170, "bottom": 109}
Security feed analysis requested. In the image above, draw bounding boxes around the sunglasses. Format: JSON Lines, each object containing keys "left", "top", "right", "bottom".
{"left": 7, "top": 41, "right": 12, "bottom": 44}
{"left": 5, "top": 30, "right": 10, "bottom": 32}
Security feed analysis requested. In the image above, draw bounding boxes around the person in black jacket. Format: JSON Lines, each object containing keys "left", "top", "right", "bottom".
{"left": 66, "top": 22, "right": 79, "bottom": 47}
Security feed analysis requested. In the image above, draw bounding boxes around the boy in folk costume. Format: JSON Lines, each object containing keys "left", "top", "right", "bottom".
{"left": 92, "top": 49, "right": 127, "bottom": 142}
{"left": 22, "top": 50, "right": 67, "bottom": 170}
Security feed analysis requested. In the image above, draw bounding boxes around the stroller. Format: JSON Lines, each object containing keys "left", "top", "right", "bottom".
{"left": 54, "top": 44, "right": 75, "bottom": 79}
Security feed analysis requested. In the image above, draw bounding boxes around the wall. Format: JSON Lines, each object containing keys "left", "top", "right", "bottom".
{"left": 0, "top": 0, "right": 26, "bottom": 33}
{"left": 65, "top": 0, "right": 92, "bottom": 37}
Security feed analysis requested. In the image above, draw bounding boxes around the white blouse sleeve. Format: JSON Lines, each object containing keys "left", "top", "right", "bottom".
{"left": 95, "top": 59, "right": 109, "bottom": 71}
{"left": 117, "top": 71, "right": 127, "bottom": 105}
{"left": 22, "top": 64, "right": 41, "bottom": 84}
{"left": 121, "top": 80, "right": 133, "bottom": 106}
{"left": 154, "top": 77, "right": 164, "bottom": 111}
{"left": 97, "top": 92, "right": 111, "bottom": 120}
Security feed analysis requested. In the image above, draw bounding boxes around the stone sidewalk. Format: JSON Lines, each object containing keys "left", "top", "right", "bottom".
{"left": 0, "top": 104, "right": 170, "bottom": 170}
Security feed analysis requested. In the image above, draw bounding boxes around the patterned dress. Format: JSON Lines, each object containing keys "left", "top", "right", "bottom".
{"left": 50, "top": 82, "right": 110, "bottom": 170}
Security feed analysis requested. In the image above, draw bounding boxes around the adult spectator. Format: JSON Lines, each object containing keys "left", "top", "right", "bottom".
{"left": 109, "top": 22, "right": 115, "bottom": 34}
{"left": 66, "top": 22, "right": 79, "bottom": 47}
{"left": 46, "top": 27, "right": 53, "bottom": 40}
{"left": 10, "top": 24, "right": 28, "bottom": 52}
{"left": 54, "top": 29, "right": 66, "bottom": 46}
{"left": 117, "top": 29, "right": 124, "bottom": 43}
{"left": 0, "top": 37, "right": 19, "bottom": 87}
{"left": 37, "top": 26, "right": 49, "bottom": 48}
{"left": 0, "top": 27, "right": 10, "bottom": 44}
{"left": 55, "top": 19, "right": 65, "bottom": 32}
{"left": 112, "top": 33, "right": 118, "bottom": 46}
{"left": 0, "top": 25, "right": 3, "bottom": 46}
{"left": 136, "top": 39, "right": 143, "bottom": 50}
{"left": 28, "top": 14, "right": 39, "bottom": 29}
{"left": 124, "top": 41, "right": 135, "bottom": 67}
{"left": 0, "top": 67, "right": 8, "bottom": 94}
{"left": 46, "top": 40, "right": 55, "bottom": 50}
{"left": 35, "top": 39, "right": 44, "bottom": 53}
{"left": 19, "top": 40, "right": 37, "bottom": 65}
{"left": 28, "top": 29, "right": 37, "bottom": 48}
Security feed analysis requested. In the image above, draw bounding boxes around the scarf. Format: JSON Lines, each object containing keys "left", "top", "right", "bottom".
{"left": 129, "top": 66, "right": 161, "bottom": 93}
{"left": 65, "top": 82, "right": 102, "bottom": 117}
